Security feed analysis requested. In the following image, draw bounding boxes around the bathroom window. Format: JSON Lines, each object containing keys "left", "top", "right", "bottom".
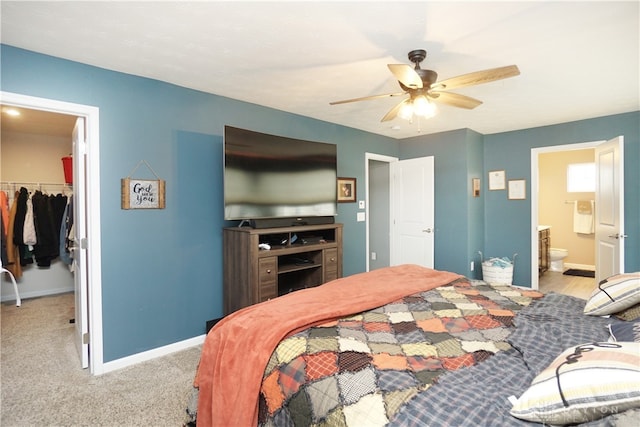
{"left": 567, "top": 162, "right": 595, "bottom": 192}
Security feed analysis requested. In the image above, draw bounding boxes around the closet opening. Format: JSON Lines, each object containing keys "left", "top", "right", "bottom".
{"left": 1, "top": 107, "right": 76, "bottom": 302}
{"left": 1, "top": 93, "right": 103, "bottom": 375}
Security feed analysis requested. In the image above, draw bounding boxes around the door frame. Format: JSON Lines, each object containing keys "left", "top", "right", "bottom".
{"left": 1, "top": 91, "right": 104, "bottom": 374}
{"left": 365, "top": 153, "right": 398, "bottom": 272}
{"left": 530, "top": 139, "right": 623, "bottom": 290}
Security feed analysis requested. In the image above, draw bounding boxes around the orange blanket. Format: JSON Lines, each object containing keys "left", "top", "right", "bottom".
{"left": 194, "top": 264, "right": 462, "bottom": 427}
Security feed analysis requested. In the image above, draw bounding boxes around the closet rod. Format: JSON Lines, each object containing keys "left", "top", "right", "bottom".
{"left": 0, "top": 181, "right": 72, "bottom": 192}
{"left": 0, "top": 181, "right": 71, "bottom": 186}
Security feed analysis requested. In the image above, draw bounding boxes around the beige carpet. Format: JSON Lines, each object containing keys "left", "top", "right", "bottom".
{"left": 1, "top": 292, "right": 202, "bottom": 426}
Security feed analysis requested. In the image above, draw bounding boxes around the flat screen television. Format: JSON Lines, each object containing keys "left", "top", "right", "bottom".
{"left": 223, "top": 126, "right": 338, "bottom": 224}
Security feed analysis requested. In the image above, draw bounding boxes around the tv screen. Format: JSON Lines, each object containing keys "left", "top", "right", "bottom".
{"left": 223, "top": 126, "right": 338, "bottom": 221}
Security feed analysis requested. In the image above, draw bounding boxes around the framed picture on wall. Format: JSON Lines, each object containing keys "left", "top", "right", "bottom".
{"left": 488, "top": 170, "right": 506, "bottom": 190}
{"left": 472, "top": 178, "right": 481, "bottom": 197}
{"left": 337, "top": 177, "right": 356, "bottom": 203}
{"left": 508, "top": 179, "right": 526, "bottom": 200}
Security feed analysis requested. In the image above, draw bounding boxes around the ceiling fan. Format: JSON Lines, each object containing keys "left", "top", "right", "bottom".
{"left": 330, "top": 49, "right": 520, "bottom": 122}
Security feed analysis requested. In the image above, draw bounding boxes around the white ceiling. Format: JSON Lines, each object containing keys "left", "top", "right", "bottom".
{"left": 1, "top": 1, "right": 638, "bottom": 140}
{"left": 1, "top": 105, "right": 77, "bottom": 137}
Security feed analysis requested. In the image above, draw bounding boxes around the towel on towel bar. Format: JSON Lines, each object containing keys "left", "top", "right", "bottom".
{"left": 573, "top": 200, "right": 594, "bottom": 234}
{"left": 577, "top": 200, "right": 592, "bottom": 214}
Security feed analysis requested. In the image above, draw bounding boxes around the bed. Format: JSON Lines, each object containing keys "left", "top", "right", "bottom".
{"left": 189, "top": 265, "right": 640, "bottom": 427}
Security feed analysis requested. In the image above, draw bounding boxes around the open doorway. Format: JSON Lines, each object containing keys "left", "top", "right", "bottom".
{"left": 1, "top": 106, "right": 76, "bottom": 299}
{"left": 365, "top": 153, "right": 435, "bottom": 272}
{"left": 535, "top": 146, "right": 596, "bottom": 299}
{"left": 1, "top": 92, "right": 103, "bottom": 374}
{"left": 365, "top": 153, "right": 396, "bottom": 272}
{"left": 531, "top": 138, "right": 625, "bottom": 295}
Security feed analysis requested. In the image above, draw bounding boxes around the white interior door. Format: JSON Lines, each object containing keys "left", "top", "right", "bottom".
{"left": 390, "top": 156, "right": 435, "bottom": 267}
{"left": 72, "top": 117, "right": 90, "bottom": 369}
{"left": 595, "top": 136, "right": 625, "bottom": 283}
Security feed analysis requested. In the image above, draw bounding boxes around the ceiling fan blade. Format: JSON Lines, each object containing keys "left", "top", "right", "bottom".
{"left": 330, "top": 92, "right": 405, "bottom": 105}
{"left": 430, "top": 91, "right": 483, "bottom": 109}
{"left": 387, "top": 64, "right": 423, "bottom": 89}
{"left": 434, "top": 65, "right": 520, "bottom": 91}
{"left": 381, "top": 99, "right": 409, "bottom": 122}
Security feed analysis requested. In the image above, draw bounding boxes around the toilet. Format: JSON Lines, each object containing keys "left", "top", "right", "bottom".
{"left": 549, "top": 248, "right": 569, "bottom": 272}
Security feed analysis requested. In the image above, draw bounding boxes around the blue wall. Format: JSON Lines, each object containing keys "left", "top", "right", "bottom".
{"left": 2, "top": 45, "right": 638, "bottom": 362}
{"left": 399, "top": 129, "right": 486, "bottom": 278}
{"left": 397, "top": 115, "right": 639, "bottom": 287}
{"left": 1, "top": 45, "right": 397, "bottom": 361}
{"left": 466, "top": 130, "right": 486, "bottom": 280}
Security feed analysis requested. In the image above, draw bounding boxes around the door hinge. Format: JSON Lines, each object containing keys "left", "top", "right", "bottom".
{"left": 78, "top": 138, "right": 87, "bottom": 155}
{"left": 83, "top": 332, "right": 90, "bottom": 344}
{"left": 80, "top": 238, "right": 88, "bottom": 249}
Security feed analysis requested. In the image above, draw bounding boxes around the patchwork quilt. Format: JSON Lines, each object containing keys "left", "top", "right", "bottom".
{"left": 258, "top": 279, "right": 543, "bottom": 426}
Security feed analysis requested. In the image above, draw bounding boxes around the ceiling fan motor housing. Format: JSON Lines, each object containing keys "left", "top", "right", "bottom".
{"left": 399, "top": 68, "right": 438, "bottom": 91}
{"left": 408, "top": 49, "right": 427, "bottom": 64}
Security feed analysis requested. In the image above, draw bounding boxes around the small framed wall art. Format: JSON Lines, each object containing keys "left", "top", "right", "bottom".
{"left": 337, "top": 177, "right": 356, "bottom": 203}
{"left": 488, "top": 170, "right": 506, "bottom": 190}
{"left": 508, "top": 179, "right": 526, "bottom": 200}
{"left": 472, "top": 178, "right": 481, "bottom": 197}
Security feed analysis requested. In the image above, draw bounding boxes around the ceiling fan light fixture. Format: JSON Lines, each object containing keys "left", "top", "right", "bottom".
{"left": 422, "top": 100, "right": 437, "bottom": 118}
{"left": 412, "top": 95, "right": 429, "bottom": 117}
{"left": 398, "top": 102, "right": 414, "bottom": 121}
{"left": 398, "top": 95, "right": 437, "bottom": 121}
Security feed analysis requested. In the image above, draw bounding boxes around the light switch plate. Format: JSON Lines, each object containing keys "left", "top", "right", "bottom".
{"left": 357, "top": 212, "right": 366, "bottom": 222}
{"left": 358, "top": 200, "right": 365, "bottom": 209}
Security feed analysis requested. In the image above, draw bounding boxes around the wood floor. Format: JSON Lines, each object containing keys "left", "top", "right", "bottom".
{"left": 538, "top": 270, "right": 595, "bottom": 300}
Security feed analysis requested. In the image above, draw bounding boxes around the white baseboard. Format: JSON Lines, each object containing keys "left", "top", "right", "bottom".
{"left": 564, "top": 263, "right": 595, "bottom": 271}
{"left": 101, "top": 334, "right": 206, "bottom": 375}
{"left": 1, "top": 286, "right": 74, "bottom": 303}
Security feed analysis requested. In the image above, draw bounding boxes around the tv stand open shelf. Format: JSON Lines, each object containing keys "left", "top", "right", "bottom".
{"left": 223, "top": 223, "right": 343, "bottom": 314}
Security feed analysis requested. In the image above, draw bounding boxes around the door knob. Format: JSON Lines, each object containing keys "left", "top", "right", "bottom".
{"left": 607, "top": 233, "right": 627, "bottom": 239}
{"left": 422, "top": 228, "right": 433, "bottom": 233}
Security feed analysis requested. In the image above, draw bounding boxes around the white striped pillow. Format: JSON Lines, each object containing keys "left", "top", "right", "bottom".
{"left": 584, "top": 273, "right": 640, "bottom": 316}
{"left": 510, "top": 342, "right": 640, "bottom": 424}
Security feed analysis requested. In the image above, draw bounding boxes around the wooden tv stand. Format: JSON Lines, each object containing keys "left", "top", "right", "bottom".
{"left": 223, "top": 223, "right": 343, "bottom": 314}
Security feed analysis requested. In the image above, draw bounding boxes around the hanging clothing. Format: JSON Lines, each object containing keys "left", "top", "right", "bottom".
{"left": 31, "top": 191, "right": 67, "bottom": 268}
{"left": 0, "top": 191, "right": 8, "bottom": 268}
{"left": 12, "top": 187, "right": 33, "bottom": 267}
{"left": 9, "top": 188, "right": 68, "bottom": 268}
{"left": 12, "top": 187, "right": 28, "bottom": 245}
{"left": 59, "top": 195, "right": 74, "bottom": 266}
{"left": 23, "top": 198, "right": 37, "bottom": 246}
{"left": 0, "top": 191, "right": 9, "bottom": 238}
{"left": 1, "top": 215, "right": 7, "bottom": 267}
{"left": 5, "top": 191, "right": 22, "bottom": 278}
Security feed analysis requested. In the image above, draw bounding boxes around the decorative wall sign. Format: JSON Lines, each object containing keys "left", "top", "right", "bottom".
{"left": 337, "top": 177, "right": 356, "bottom": 203}
{"left": 121, "top": 160, "right": 166, "bottom": 209}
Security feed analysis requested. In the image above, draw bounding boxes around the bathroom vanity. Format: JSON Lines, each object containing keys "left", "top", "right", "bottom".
{"left": 538, "top": 226, "right": 550, "bottom": 276}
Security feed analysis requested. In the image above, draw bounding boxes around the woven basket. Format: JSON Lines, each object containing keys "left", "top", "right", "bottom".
{"left": 481, "top": 263, "right": 514, "bottom": 284}
{"left": 478, "top": 252, "right": 517, "bottom": 285}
